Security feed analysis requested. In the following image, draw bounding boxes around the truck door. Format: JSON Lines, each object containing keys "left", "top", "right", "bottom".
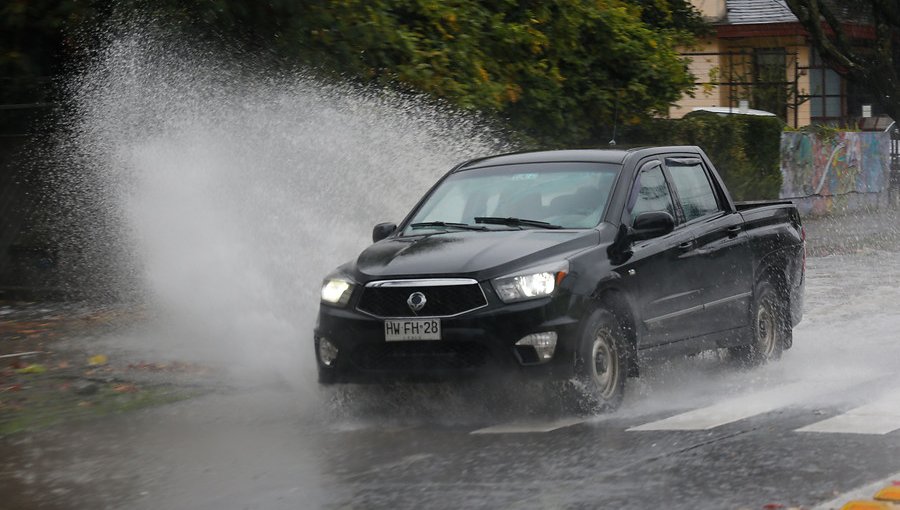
{"left": 663, "top": 156, "right": 754, "bottom": 337}
{"left": 618, "top": 160, "right": 703, "bottom": 347}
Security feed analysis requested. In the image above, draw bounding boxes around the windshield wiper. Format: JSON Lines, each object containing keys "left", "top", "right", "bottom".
{"left": 474, "top": 217, "right": 564, "bottom": 229}
{"left": 409, "top": 221, "right": 487, "bottom": 231}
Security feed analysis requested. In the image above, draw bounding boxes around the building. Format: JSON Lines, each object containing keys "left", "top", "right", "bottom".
{"left": 671, "top": 0, "right": 883, "bottom": 128}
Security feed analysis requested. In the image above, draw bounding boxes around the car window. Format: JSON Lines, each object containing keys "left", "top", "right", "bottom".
{"left": 627, "top": 164, "right": 675, "bottom": 223}
{"left": 665, "top": 159, "right": 720, "bottom": 221}
{"left": 406, "top": 162, "right": 620, "bottom": 231}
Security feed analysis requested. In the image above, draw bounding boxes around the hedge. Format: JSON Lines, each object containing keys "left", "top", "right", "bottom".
{"left": 615, "top": 111, "right": 783, "bottom": 201}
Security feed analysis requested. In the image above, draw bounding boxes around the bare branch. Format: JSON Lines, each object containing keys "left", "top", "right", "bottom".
{"left": 785, "top": 0, "right": 900, "bottom": 120}
{"left": 785, "top": 0, "right": 856, "bottom": 72}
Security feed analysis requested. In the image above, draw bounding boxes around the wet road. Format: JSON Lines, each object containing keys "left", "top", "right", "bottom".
{"left": 3, "top": 232, "right": 900, "bottom": 509}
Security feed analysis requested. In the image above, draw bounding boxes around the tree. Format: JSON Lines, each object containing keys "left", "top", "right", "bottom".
{"left": 0, "top": 0, "right": 108, "bottom": 103}
{"left": 2, "top": 0, "right": 707, "bottom": 146}
{"left": 180, "top": 0, "right": 706, "bottom": 146}
{"left": 784, "top": 0, "right": 900, "bottom": 121}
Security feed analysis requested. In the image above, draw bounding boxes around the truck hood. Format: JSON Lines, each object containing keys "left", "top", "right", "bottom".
{"left": 354, "top": 229, "right": 599, "bottom": 280}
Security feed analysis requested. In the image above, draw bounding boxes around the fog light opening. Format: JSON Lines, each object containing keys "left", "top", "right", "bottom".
{"left": 318, "top": 337, "right": 339, "bottom": 367}
{"left": 516, "top": 332, "right": 558, "bottom": 363}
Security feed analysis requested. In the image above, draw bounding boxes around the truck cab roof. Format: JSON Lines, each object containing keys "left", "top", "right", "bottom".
{"left": 458, "top": 146, "right": 706, "bottom": 171}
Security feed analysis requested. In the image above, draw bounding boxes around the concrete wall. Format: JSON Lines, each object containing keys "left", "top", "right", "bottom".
{"left": 780, "top": 131, "right": 892, "bottom": 215}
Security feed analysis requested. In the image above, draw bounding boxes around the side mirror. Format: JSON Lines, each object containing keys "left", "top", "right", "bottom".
{"left": 630, "top": 211, "right": 675, "bottom": 241}
{"left": 372, "top": 222, "right": 397, "bottom": 243}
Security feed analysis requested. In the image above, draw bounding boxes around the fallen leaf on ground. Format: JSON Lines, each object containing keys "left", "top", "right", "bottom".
{"left": 112, "top": 383, "right": 138, "bottom": 393}
{"left": 74, "top": 381, "right": 98, "bottom": 395}
{"left": 2, "top": 401, "right": 24, "bottom": 412}
{"left": 15, "top": 364, "right": 46, "bottom": 375}
{"left": 57, "top": 361, "right": 70, "bottom": 369}
{"left": 88, "top": 354, "right": 108, "bottom": 366}
{"left": 3, "top": 384, "right": 23, "bottom": 392}
{"left": 77, "top": 401, "right": 93, "bottom": 408}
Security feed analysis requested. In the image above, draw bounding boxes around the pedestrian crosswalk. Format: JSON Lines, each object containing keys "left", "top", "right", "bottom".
{"left": 467, "top": 379, "right": 900, "bottom": 436}
{"left": 626, "top": 380, "right": 814, "bottom": 432}
{"left": 796, "top": 388, "right": 900, "bottom": 436}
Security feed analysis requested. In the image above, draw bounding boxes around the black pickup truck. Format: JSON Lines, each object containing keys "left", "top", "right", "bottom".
{"left": 314, "top": 146, "right": 805, "bottom": 411}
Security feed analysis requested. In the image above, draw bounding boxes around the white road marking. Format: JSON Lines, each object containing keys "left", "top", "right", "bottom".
{"left": 470, "top": 417, "right": 585, "bottom": 434}
{"left": 627, "top": 379, "right": 860, "bottom": 432}
{"left": 796, "top": 388, "right": 900, "bottom": 435}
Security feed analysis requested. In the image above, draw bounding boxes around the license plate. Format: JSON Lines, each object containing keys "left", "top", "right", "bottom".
{"left": 384, "top": 318, "right": 441, "bottom": 341}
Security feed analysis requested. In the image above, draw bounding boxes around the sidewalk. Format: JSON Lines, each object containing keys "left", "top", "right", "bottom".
{"left": 0, "top": 303, "right": 212, "bottom": 436}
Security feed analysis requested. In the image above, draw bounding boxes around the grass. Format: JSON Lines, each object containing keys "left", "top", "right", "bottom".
{"left": 0, "top": 377, "right": 203, "bottom": 437}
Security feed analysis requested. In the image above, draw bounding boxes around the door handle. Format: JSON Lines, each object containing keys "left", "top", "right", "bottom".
{"left": 727, "top": 225, "right": 742, "bottom": 235}
{"left": 678, "top": 240, "right": 695, "bottom": 251}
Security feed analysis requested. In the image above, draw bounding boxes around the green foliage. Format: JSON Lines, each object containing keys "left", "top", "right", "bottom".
{"left": 2, "top": 0, "right": 705, "bottom": 146}
{"left": 0, "top": 0, "right": 107, "bottom": 102}
{"left": 783, "top": 122, "right": 861, "bottom": 144}
{"left": 621, "top": 112, "right": 784, "bottom": 201}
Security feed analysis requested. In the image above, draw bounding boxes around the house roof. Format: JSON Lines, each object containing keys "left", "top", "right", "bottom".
{"left": 725, "top": 0, "right": 798, "bottom": 25}
{"left": 722, "top": 0, "right": 871, "bottom": 26}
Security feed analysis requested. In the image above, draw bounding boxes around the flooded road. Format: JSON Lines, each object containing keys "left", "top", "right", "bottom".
{"left": 3, "top": 27, "right": 899, "bottom": 509}
{"left": 3, "top": 222, "right": 900, "bottom": 510}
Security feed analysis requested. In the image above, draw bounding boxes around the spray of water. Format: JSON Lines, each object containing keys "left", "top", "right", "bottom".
{"left": 50, "top": 23, "right": 900, "bottom": 426}
{"left": 53, "top": 25, "right": 509, "bottom": 393}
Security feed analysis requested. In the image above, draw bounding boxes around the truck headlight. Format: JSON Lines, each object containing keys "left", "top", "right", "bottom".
{"left": 321, "top": 278, "right": 353, "bottom": 307}
{"left": 492, "top": 261, "right": 568, "bottom": 303}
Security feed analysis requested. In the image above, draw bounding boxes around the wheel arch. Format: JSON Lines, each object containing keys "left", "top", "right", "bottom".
{"left": 756, "top": 261, "right": 790, "bottom": 310}
{"left": 754, "top": 247, "right": 796, "bottom": 302}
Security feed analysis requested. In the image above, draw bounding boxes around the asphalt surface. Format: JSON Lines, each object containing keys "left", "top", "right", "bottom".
{"left": 2, "top": 211, "right": 900, "bottom": 510}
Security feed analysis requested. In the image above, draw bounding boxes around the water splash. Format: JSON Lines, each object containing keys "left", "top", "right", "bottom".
{"left": 54, "top": 25, "right": 509, "bottom": 387}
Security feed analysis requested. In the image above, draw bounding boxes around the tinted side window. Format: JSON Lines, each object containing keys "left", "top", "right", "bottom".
{"left": 666, "top": 161, "right": 719, "bottom": 221}
{"left": 627, "top": 165, "right": 675, "bottom": 223}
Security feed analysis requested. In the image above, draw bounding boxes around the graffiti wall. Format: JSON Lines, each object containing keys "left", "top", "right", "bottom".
{"left": 780, "top": 131, "right": 891, "bottom": 215}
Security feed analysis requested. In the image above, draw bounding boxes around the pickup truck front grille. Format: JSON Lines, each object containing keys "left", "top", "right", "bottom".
{"left": 349, "top": 341, "right": 490, "bottom": 371}
{"left": 357, "top": 279, "right": 487, "bottom": 318}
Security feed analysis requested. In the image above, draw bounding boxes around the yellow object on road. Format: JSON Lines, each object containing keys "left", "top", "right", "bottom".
{"left": 88, "top": 354, "right": 108, "bottom": 366}
{"left": 840, "top": 500, "right": 895, "bottom": 510}
{"left": 840, "top": 484, "right": 900, "bottom": 510}
{"left": 875, "top": 485, "right": 900, "bottom": 502}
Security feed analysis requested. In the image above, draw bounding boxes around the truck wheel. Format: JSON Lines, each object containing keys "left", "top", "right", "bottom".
{"left": 565, "top": 309, "right": 627, "bottom": 414}
{"left": 730, "top": 279, "right": 784, "bottom": 366}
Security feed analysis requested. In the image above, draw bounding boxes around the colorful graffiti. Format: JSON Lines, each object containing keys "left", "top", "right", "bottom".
{"left": 780, "top": 131, "right": 891, "bottom": 215}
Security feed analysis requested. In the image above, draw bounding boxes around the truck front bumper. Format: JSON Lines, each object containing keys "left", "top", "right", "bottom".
{"left": 313, "top": 297, "right": 582, "bottom": 384}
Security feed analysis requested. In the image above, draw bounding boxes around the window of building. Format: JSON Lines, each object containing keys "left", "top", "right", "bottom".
{"left": 808, "top": 48, "right": 845, "bottom": 124}
{"left": 752, "top": 48, "right": 788, "bottom": 120}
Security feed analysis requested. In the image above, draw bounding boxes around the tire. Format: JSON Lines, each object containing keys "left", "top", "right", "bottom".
{"left": 730, "top": 279, "right": 784, "bottom": 366}
{"left": 564, "top": 308, "right": 628, "bottom": 414}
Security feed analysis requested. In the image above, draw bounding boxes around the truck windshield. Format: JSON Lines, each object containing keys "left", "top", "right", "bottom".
{"left": 406, "top": 162, "right": 620, "bottom": 232}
